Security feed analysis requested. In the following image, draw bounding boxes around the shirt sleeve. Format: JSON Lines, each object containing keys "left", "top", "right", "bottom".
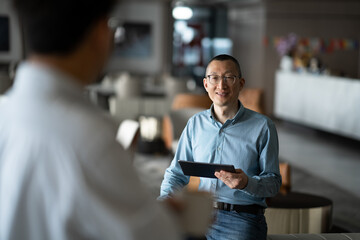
{"left": 242, "top": 120, "right": 282, "bottom": 198}
{"left": 159, "top": 119, "right": 194, "bottom": 199}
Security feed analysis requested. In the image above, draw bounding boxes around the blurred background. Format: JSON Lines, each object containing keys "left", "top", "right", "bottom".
{"left": 1, "top": 0, "right": 359, "bottom": 235}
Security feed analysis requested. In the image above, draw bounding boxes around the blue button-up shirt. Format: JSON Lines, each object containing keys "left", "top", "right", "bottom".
{"left": 160, "top": 102, "right": 281, "bottom": 207}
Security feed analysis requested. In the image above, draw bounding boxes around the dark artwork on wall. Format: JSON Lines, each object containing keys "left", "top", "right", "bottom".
{"left": 114, "top": 22, "right": 152, "bottom": 58}
{"left": 0, "top": 16, "right": 10, "bottom": 52}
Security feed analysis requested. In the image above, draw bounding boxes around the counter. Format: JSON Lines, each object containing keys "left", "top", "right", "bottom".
{"left": 274, "top": 71, "right": 360, "bottom": 141}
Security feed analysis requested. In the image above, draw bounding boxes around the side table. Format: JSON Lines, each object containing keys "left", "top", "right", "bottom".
{"left": 265, "top": 192, "right": 333, "bottom": 234}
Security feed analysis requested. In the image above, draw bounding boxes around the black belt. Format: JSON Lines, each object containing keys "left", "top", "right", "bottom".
{"left": 213, "top": 202, "right": 265, "bottom": 215}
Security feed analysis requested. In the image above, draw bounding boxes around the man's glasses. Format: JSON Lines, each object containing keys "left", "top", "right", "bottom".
{"left": 206, "top": 75, "right": 239, "bottom": 85}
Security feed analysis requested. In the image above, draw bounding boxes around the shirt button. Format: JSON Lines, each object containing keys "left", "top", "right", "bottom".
{"left": 218, "top": 147, "right": 221, "bottom": 151}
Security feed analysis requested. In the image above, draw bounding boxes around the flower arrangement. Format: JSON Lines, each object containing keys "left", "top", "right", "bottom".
{"left": 276, "top": 33, "right": 298, "bottom": 56}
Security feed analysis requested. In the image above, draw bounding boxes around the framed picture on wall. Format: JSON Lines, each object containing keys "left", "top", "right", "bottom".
{"left": 0, "top": 8, "right": 23, "bottom": 63}
{"left": 113, "top": 22, "right": 152, "bottom": 59}
{"left": 0, "top": 15, "right": 10, "bottom": 52}
{"left": 106, "top": 2, "right": 165, "bottom": 75}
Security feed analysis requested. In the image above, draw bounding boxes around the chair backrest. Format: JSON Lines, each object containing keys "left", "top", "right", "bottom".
{"left": 162, "top": 108, "right": 205, "bottom": 152}
{"left": 163, "top": 93, "right": 212, "bottom": 152}
{"left": 187, "top": 176, "right": 201, "bottom": 192}
{"left": 279, "top": 162, "right": 291, "bottom": 194}
{"left": 171, "top": 93, "right": 212, "bottom": 110}
{"left": 171, "top": 89, "right": 264, "bottom": 113}
{"left": 239, "top": 88, "right": 265, "bottom": 114}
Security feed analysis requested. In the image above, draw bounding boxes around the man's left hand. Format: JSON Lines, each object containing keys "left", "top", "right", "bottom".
{"left": 214, "top": 169, "right": 248, "bottom": 189}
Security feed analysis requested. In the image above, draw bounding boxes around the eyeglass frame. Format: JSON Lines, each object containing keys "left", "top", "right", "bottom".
{"left": 206, "top": 74, "right": 241, "bottom": 85}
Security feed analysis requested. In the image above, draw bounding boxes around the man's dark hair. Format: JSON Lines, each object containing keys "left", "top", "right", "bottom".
{"left": 208, "top": 54, "right": 242, "bottom": 78}
{"left": 12, "top": 0, "right": 116, "bottom": 55}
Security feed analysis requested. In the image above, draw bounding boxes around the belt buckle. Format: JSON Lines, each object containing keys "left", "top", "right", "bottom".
{"left": 213, "top": 201, "right": 222, "bottom": 209}
{"left": 214, "top": 201, "right": 226, "bottom": 210}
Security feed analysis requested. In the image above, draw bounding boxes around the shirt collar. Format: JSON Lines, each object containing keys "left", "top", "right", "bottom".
{"left": 208, "top": 100, "right": 245, "bottom": 125}
{"left": 232, "top": 101, "right": 245, "bottom": 124}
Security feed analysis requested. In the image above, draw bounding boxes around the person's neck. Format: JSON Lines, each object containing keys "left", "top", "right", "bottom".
{"left": 213, "top": 101, "right": 240, "bottom": 124}
{"left": 29, "top": 53, "right": 96, "bottom": 86}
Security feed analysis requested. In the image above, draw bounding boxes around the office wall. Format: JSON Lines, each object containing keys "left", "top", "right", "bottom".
{"left": 228, "top": 4, "right": 266, "bottom": 89}
{"left": 228, "top": 0, "right": 360, "bottom": 115}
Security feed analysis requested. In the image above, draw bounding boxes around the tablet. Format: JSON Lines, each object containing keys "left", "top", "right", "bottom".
{"left": 178, "top": 160, "right": 236, "bottom": 178}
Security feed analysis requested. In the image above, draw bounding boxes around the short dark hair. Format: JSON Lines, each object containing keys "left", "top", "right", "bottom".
{"left": 12, "top": 0, "right": 117, "bottom": 55}
{"left": 208, "top": 54, "right": 242, "bottom": 78}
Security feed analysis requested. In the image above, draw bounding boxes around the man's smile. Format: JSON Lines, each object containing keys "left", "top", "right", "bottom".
{"left": 216, "top": 91, "right": 229, "bottom": 97}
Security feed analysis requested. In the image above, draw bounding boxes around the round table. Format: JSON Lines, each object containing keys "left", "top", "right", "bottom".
{"left": 265, "top": 192, "right": 333, "bottom": 234}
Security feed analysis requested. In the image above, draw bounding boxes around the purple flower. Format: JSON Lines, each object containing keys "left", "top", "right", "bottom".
{"left": 276, "top": 33, "right": 298, "bottom": 56}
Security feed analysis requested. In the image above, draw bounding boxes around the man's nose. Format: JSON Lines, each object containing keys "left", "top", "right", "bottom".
{"left": 217, "top": 78, "right": 227, "bottom": 89}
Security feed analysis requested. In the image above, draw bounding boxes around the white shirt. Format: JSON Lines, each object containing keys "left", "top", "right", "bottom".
{"left": 0, "top": 62, "right": 180, "bottom": 240}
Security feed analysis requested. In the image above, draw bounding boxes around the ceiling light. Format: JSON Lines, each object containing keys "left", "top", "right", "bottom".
{"left": 172, "top": 3, "right": 193, "bottom": 20}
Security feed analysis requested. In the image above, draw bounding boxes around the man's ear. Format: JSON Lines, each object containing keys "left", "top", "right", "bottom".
{"left": 86, "top": 17, "right": 113, "bottom": 66}
{"left": 92, "top": 18, "right": 112, "bottom": 47}
{"left": 239, "top": 78, "right": 245, "bottom": 91}
{"left": 203, "top": 78, "right": 208, "bottom": 92}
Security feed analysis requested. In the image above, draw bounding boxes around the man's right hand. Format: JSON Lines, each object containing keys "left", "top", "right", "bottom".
{"left": 215, "top": 169, "right": 248, "bottom": 189}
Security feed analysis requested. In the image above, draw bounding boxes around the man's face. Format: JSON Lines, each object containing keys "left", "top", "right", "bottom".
{"left": 203, "top": 60, "right": 245, "bottom": 109}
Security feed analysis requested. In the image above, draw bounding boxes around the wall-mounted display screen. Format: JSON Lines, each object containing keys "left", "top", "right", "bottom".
{"left": 113, "top": 22, "right": 152, "bottom": 58}
{"left": 0, "top": 16, "right": 10, "bottom": 52}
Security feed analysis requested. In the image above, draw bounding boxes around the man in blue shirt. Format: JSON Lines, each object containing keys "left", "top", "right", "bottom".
{"left": 160, "top": 54, "right": 281, "bottom": 240}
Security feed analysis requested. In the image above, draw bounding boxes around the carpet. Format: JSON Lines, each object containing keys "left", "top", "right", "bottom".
{"left": 290, "top": 164, "right": 360, "bottom": 233}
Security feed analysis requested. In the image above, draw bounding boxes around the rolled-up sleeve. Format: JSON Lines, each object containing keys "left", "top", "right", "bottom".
{"left": 243, "top": 121, "right": 282, "bottom": 198}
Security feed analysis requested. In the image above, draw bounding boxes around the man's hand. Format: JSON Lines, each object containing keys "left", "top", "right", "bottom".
{"left": 214, "top": 169, "right": 248, "bottom": 189}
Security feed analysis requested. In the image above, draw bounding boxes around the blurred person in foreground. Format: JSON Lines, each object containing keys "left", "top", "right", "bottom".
{"left": 0, "top": 0, "right": 180, "bottom": 239}
{"left": 159, "top": 54, "right": 282, "bottom": 240}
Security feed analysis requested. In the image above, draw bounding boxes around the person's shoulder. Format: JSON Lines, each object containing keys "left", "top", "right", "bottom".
{"left": 69, "top": 102, "right": 118, "bottom": 139}
{"left": 243, "top": 108, "right": 275, "bottom": 127}
{"left": 63, "top": 103, "right": 125, "bottom": 161}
